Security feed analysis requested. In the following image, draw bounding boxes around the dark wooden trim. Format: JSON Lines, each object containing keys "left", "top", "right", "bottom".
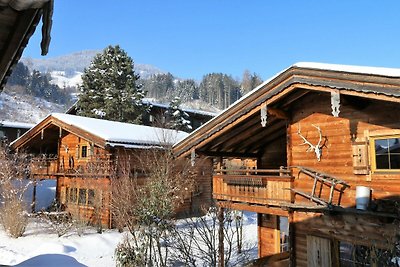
{"left": 197, "top": 150, "right": 260, "bottom": 158}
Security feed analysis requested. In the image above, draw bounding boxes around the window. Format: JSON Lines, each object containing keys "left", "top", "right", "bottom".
{"left": 339, "top": 241, "right": 371, "bottom": 267}
{"left": 279, "top": 216, "right": 289, "bottom": 252}
{"left": 69, "top": 188, "right": 77, "bottom": 203}
{"left": 81, "top": 145, "right": 88, "bottom": 158}
{"left": 87, "top": 189, "right": 95, "bottom": 205}
{"left": 372, "top": 137, "right": 400, "bottom": 171}
{"left": 78, "top": 188, "right": 87, "bottom": 205}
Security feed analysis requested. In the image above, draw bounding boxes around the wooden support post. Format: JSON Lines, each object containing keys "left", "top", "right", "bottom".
{"left": 31, "top": 178, "right": 37, "bottom": 213}
{"left": 218, "top": 206, "right": 225, "bottom": 267}
{"left": 288, "top": 212, "right": 295, "bottom": 267}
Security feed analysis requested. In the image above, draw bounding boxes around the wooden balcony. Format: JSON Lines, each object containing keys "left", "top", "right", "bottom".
{"left": 213, "top": 168, "right": 294, "bottom": 207}
{"left": 30, "top": 156, "right": 114, "bottom": 179}
{"left": 30, "top": 157, "right": 59, "bottom": 179}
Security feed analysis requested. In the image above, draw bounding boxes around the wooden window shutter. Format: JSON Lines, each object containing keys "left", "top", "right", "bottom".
{"left": 89, "top": 144, "right": 94, "bottom": 156}
{"left": 352, "top": 141, "right": 369, "bottom": 175}
{"left": 76, "top": 145, "right": 80, "bottom": 159}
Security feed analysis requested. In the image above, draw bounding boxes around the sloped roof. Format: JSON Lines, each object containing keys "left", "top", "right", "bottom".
{"left": 0, "top": 0, "right": 53, "bottom": 91}
{"left": 0, "top": 120, "right": 34, "bottom": 129}
{"left": 11, "top": 113, "right": 189, "bottom": 150}
{"left": 173, "top": 62, "right": 400, "bottom": 158}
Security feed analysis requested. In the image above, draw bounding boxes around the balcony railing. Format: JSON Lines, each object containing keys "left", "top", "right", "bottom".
{"left": 213, "top": 168, "right": 293, "bottom": 206}
{"left": 30, "top": 157, "right": 58, "bottom": 178}
{"left": 30, "top": 156, "right": 114, "bottom": 178}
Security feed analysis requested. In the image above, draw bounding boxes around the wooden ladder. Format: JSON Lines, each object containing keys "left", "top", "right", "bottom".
{"left": 291, "top": 166, "right": 350, "bottom": 206}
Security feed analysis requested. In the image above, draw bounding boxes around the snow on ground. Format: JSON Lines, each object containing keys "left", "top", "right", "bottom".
{"left": 49, "top": 71, "right": 83, "bottom": 88}
{"left": 0, "top": 212, "right": 258, "bottom": 267}
{"left": 24, "top": 180, "right": 56, "bottom": 212}
{"left": 0, "top": 220, "right": 124, "bottom": 267}
{"left": 0, "top": 178, "right": 258, "bottom": 266}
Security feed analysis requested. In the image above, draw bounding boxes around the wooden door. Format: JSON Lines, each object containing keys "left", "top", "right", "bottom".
{"left": 307, "top": 235, "right": 332, "bottom": 267}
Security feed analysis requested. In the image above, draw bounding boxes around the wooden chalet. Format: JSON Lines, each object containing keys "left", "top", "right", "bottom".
{"left": 10, "top": 113, "right": 213, "bottom": 227}
{"left": 174, "top": 62, "right": 400, "bottom": 266}
{"left": 0, "top": 0, "right": 53, "bottom": 91}
{"left": 66, "top": 99, "right": 217, "bottom": 132}
{"left": 0, "top": 120, "right": 34, "bottom": 144}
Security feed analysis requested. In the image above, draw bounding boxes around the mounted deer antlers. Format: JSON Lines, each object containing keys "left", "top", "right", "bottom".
{"left": 297, "top": 124, "right": 323, "bottom": 161}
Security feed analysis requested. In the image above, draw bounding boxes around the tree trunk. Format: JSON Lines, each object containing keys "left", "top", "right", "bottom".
{"left": 218, "top": 206, "right": 224, "bottom": 267}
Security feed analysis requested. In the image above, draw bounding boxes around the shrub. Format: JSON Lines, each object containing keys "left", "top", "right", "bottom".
{"left": 0, "top": 199, "right": 27, "bottom": 238}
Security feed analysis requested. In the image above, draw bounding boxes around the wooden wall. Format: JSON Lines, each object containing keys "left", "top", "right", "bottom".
{"left": 288, "top": 93, "right": 400, "bottom": 208}
{"left": 258, "top": 213, "right": 280, "bottom": 258}
{"left": 57, "top": 176, "right": 111, "bottom": 227}
{"left": 292, "top": 211, "right": 399, "bottom": 267}
{"left": 285, "top": 92, "right": 400, "bottom": 266}
{"left": 113, "top": 148, "right": 213, "bottom": 217}
{"left": 59, "top": 132, "right": 110, "bottom": 174}
{"left": 259, "top": 135, "right": 287, "bottom": 170}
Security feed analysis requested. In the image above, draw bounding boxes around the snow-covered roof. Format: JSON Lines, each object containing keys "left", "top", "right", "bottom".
{"left": 142, "top": 99, "right": 217, "bottom": 117}
{"left": 51, "top": 113, "right": 189, "bottom": 147}
{"left": 293, "top": 62, "right": 400, "bottom": 77}
{"left": 0, "top": 120, "right": 34, "bottom": 129}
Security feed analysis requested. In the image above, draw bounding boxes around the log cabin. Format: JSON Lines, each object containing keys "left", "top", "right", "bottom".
{"left": 10, "top": 113, "right": 213, "bottom": 227}
{"left": 174, "top": 62, "right": 400, "bottom": 267}
{"left": 0, "top": 120, "right": 34, "bottom": 144}
{"left": 0, "top": 0, "right": 53, "bottom": 91}
{"left": 66, "top": 99, "right": 217, "bottom": 132}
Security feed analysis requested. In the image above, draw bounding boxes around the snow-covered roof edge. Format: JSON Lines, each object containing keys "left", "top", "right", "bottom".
{"left": 0, "top": 121, "right": 35, "bottom": 129}
{"left": 173, "top": 62, "right": 400, "bottom": 150}
{"left": 142, "top": 99, "right": 218, "bottom": 117}
{"left": 293, "top": 62, "right": 400, "bottom": 77}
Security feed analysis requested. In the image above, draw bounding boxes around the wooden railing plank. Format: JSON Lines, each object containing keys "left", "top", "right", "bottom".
{"left": 213, "top": 169, "right": 294, "bottom": 207}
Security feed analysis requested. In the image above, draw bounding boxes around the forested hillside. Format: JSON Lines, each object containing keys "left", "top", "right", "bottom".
{"left": 141, "top": 70, "right": 262, "bottom": 110}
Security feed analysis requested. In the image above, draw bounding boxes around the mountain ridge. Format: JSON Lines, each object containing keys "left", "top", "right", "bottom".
{"left": 21, "top": 50, "right": 166, "bottom": 80}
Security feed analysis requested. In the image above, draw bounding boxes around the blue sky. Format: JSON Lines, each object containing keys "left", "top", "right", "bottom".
{"left": 23, "top": 1, "right": 400, "bottom": 80}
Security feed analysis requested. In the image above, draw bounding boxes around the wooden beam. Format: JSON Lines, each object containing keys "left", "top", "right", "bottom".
{"left": 228, "top": 119, "right": 287, "bottom": 153}
{"left": 267, "top": 107, "right": 289, "bottom": 120}
{"left": 197, "top": 150, "right": 259, "bottom": 159}
{"left": 217, "top": 201, "right": 290, "bottom": 216}
{"left": 0, "top": 9, "right": 39, "bottom": 87}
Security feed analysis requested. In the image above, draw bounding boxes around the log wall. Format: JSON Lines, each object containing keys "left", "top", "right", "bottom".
{"left": 57, "top": 176, "right": 111, "bottom": 227}
{"left": 286, "top": 93, "right": 400, "bottom": 266}
{"left": 288, "top": 93, "right": 400, "bottom": 208}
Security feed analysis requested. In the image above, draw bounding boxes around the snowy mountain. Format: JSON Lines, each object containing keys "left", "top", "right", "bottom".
{"left": 0, "top": 91, "right": 65, "bottom": 123}
{"left": 21, "top": 50, "right": 166, "bottom": 88}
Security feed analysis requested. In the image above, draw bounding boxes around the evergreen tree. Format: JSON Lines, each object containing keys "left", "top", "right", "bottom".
{"left": 77, "top": 45, "right": 146, "bottom": 123}
{"left": 174, "top": 79, "right": 198, "bottom": 102}
{"left": 142, "top": 72, "right": 174, "bottom": 101}
{"left": 199, "top": 73, "right": 240, "bottom": 109}
{"left": 166, "top": 97, "right": 192, "bottom": 132}
{"left": 7, "top": 62, "right": 30, "bottom": 86}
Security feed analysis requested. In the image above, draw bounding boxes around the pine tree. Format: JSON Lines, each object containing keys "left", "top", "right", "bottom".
{"left": 77, "top": 45, "right": 146, "bottom": 123}
{"left": 174, "top": 79, "right": 198, "bottom": 102}
{"left": 7, "top": 62, "right": 30, "bottom": 87}
{"left": 166, "top": 97, "right": 192, "bottom": 132}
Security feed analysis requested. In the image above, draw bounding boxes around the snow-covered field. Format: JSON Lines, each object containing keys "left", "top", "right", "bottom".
{"left": 0, "top": 213, "right": 258, "bottom": 267}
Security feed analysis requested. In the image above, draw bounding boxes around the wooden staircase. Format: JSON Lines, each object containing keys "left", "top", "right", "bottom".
{"left": 290, "top": 166, "right": 349, "bottom": 206}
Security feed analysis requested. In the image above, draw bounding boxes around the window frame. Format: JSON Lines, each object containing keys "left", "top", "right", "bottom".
{"left": 370, "top": 134, "right": 400, "bottom": 173}
{"left": 81, "top": 145, "right": 88, "bottom": 158}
